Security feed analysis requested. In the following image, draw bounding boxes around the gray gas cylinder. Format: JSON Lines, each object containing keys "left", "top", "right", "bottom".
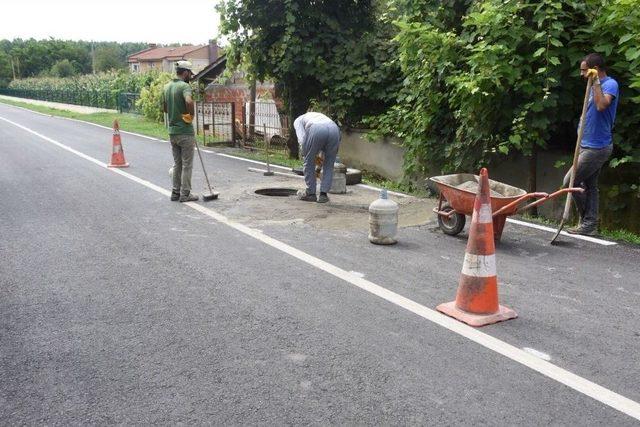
{"left": 368, "top": 189, "right": 399, "bottom": 245}
{"left": 329, "top": 159, "right": 347, "bottom": 194}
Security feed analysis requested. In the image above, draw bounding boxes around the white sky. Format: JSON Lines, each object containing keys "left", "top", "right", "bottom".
{"left": 1, "top": 0, "right": 222, "bottom": 45}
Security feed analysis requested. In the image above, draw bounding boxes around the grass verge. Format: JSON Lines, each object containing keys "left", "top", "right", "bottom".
{"left": 0, "top": 97, "right": 171, "bottom": 139}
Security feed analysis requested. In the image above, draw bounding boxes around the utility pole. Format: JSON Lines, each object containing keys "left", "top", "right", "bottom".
{"left": 91, "top": 42, "right": 96, "bottom": 74}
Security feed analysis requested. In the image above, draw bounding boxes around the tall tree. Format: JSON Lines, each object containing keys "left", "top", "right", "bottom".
{"left": 95, "top": 46, "right": 123, "bottom": 72}
{"left": 50, "top": 59, "right": 76, "bottom": 77}
{"left": 218, "top": 0, "right": 376, "bottom": 157}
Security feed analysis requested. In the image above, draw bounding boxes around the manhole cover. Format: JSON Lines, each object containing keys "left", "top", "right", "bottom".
{"left": 255, "top": 188, "right": 298, "bottom": 197}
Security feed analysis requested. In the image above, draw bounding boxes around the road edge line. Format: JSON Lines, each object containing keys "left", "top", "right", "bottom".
{"left": 506, "top": 218, "right": 616, "bottom": 246}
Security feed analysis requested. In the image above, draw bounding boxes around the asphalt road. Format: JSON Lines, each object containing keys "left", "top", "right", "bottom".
{"left": 1, "top": 103, "right": 639, "bottom": 425}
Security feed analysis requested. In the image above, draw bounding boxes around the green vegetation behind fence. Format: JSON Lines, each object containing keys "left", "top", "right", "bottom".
{"left": 0, "top": 70, "right": 157, "bottom": 111}
{"left": 0, "top": 88, "right": 118, "bottom": 109}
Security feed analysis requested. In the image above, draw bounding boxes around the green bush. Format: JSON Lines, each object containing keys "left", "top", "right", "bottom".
{"left": 136, "top": 72, "right": 172, "bottom": 122}
{"left": 50, "top": 59, "right": 76, "bottom": 78}
{"left": 368, "top": 0, "right": 640, "bottom": 176}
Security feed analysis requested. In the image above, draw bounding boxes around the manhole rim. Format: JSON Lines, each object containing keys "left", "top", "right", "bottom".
{"left": 254, "top": 188, "right": 299, "bottom": 197}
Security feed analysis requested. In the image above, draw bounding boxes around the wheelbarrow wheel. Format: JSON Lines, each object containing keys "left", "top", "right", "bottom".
{"left": 438, "top": 204, "right": 466, "bottom": 236}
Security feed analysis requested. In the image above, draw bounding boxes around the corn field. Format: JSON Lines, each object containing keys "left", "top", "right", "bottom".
{"left": 2, "top": 71, "right": 156, "bottom": 109}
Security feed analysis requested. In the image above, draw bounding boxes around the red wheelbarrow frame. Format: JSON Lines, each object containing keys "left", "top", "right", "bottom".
{"left": 430, "top": 174, "right": 584, "bottom": 241}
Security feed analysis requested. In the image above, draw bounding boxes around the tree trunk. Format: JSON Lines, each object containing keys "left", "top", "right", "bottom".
{"left": 248, "top": 81, "right": 256, "bottom": 139}
{"left": 285, "top": 81, "right": 310, "bottom": 159}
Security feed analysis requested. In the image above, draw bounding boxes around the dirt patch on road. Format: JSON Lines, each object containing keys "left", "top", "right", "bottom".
{"left": 194, "top": 170, "right": 437, "bottom": 231}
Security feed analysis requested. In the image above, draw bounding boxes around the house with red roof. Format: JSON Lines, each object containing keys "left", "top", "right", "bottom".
{"left": 127, "top": 41, "right": 221, "bottom": 74}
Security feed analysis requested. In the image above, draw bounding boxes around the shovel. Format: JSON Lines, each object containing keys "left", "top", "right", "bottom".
{"left": 550, "top": 75, "right": 594, "bottom": 244}
{"left": 194, "top": 138, "right": 219, "bottom": 201}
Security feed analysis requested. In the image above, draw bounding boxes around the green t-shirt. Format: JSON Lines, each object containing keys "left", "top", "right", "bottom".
{"left": 163, "top": 79, "right": 194, "bottom": 135}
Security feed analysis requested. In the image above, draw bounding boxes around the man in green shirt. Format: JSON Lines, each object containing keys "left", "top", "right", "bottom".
{"left": 163, "top": 60, "right": 198, "bottom": 202}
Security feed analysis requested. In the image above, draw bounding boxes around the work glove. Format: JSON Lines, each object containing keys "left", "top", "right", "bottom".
{"left": 586, "top": 68, "right": 600, "bottom": 84}
{"left": 181, "top": 113, "right": 193, "bottom": 124}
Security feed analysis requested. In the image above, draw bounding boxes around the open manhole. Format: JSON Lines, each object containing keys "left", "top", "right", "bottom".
{"left": 255, "top": 188, "right": 298, "bottom": 197}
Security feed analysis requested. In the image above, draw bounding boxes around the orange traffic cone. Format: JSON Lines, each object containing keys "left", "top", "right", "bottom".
{"left": 108, "top": 120, "right": 129, "bottom": 168}
{"left": 436, "top": 168, "right": 517, "bottom": 327}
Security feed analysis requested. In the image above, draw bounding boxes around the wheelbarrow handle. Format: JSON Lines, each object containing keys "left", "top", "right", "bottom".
{"left": 492, "top": 192, "right": 549, "bottom": 217}
{"left": 432, "top": 207, "right": 456, "bottom": 218}
{"left": 517, "top": 187, "right": 584, "bottom": 212}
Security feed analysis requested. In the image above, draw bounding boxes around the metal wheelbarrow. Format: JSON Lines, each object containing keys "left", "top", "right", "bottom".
{"left": 429, "top": 173, "right": 583, "bottom": 241}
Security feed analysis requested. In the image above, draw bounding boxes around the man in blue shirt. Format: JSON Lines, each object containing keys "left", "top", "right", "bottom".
{"left": 563, "top": 53, "right": 619, "bottom": 235}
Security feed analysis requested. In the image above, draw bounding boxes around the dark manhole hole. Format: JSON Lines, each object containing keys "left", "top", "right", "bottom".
{"left": 255, "top": 188, "right": 298, "bottom": 197}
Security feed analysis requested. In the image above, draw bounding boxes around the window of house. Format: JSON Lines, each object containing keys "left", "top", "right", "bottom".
{"left": 132, "top": 64, "right": 139, "bottom": 72}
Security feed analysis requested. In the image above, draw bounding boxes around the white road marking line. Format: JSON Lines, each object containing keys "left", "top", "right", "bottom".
{"left": 348, "top": 271, "right": 366, "bottom": 278}
{"left": 214, "top": 152, "right": 292, "bottom": 170}
{"left": 3, "top": 114, "right": 639, "bottom": 421}
{"left": 523, "top": 347, "right": 552, "bottom": 361}
{"left": 0, "top": 104, "right": 623, "bottom": 247}
{"left": 60, "top": 117, "right": 163, "bottom": 141}
{"left": 506, "top": 218, "right": 616, "bottom": 246}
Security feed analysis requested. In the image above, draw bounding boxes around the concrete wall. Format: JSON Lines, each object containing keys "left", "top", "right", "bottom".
{"left": 490, "top": 151, "right": 568, "bottom": 218}
{"left": 339, "top": 129, "right": 405, "bottom": 181}
{"left": 338, "top": 128, "right": 570, "bottom": 216}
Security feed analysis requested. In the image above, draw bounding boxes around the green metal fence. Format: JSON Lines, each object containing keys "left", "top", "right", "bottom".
{"left": 117, "top": 92, "right": 141, "bottom": 114}
{"left": 0, "top": 88, "right": 139, "bottom": 112}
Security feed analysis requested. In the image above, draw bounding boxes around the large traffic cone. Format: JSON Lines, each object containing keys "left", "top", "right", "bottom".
{"left": 108, "top": 120, "right": 129, "bottom": 168}
{"left": 436, "top": 168, "right": 517, "bottom": 327}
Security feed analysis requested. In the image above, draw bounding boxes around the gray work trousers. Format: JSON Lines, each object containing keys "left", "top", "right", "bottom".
{"left": 302, "top": 122, "right": 341, "bottom": 193}
{"left": 170, "top": 134, "right": 195, "bottom": 195}
{"left": 563, "top": 144, "right": 612, "bottom": 228}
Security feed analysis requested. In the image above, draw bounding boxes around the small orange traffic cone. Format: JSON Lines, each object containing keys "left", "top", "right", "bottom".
{"left": 437, "top": 168, "right": 517, "bottom": 327}
{"left": 108, "top": 120, "right": 129, "bottom": 168}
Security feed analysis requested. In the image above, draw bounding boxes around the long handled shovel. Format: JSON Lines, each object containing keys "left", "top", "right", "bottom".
{"left": 550, "top": 76, "right": 593, "bottom": 244}
{"left": 194, "top": 139, "right": 219, "bottom": 201}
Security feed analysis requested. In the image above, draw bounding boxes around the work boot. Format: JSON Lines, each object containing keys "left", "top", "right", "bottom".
{"left": 298, "top": 190, "right": 317, "bottom": 202}
{"left": 179, "top": 192, "right": 199, "bottom": 203}
{"left": 170, "top": 190, "right": 180, "bottom": 201}
{"left": 317, "top": 192, "right": 329, "bottom": 203}
{"left": 567, "top": 225, "right": 597, "bottom": 236}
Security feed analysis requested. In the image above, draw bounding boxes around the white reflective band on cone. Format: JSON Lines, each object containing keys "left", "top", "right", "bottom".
{"left": 476, "top": 204, "right": 493, "bottom": 224}
{"left": 461, "top": 253, "right": 496, "bottom": 277}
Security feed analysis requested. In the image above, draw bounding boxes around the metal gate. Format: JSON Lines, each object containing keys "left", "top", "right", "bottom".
{"left": 195, "top": 101, "right": 236, "bottom": 145}
{"left": 241, "top": 101, "right": 290, "bottom": 154}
